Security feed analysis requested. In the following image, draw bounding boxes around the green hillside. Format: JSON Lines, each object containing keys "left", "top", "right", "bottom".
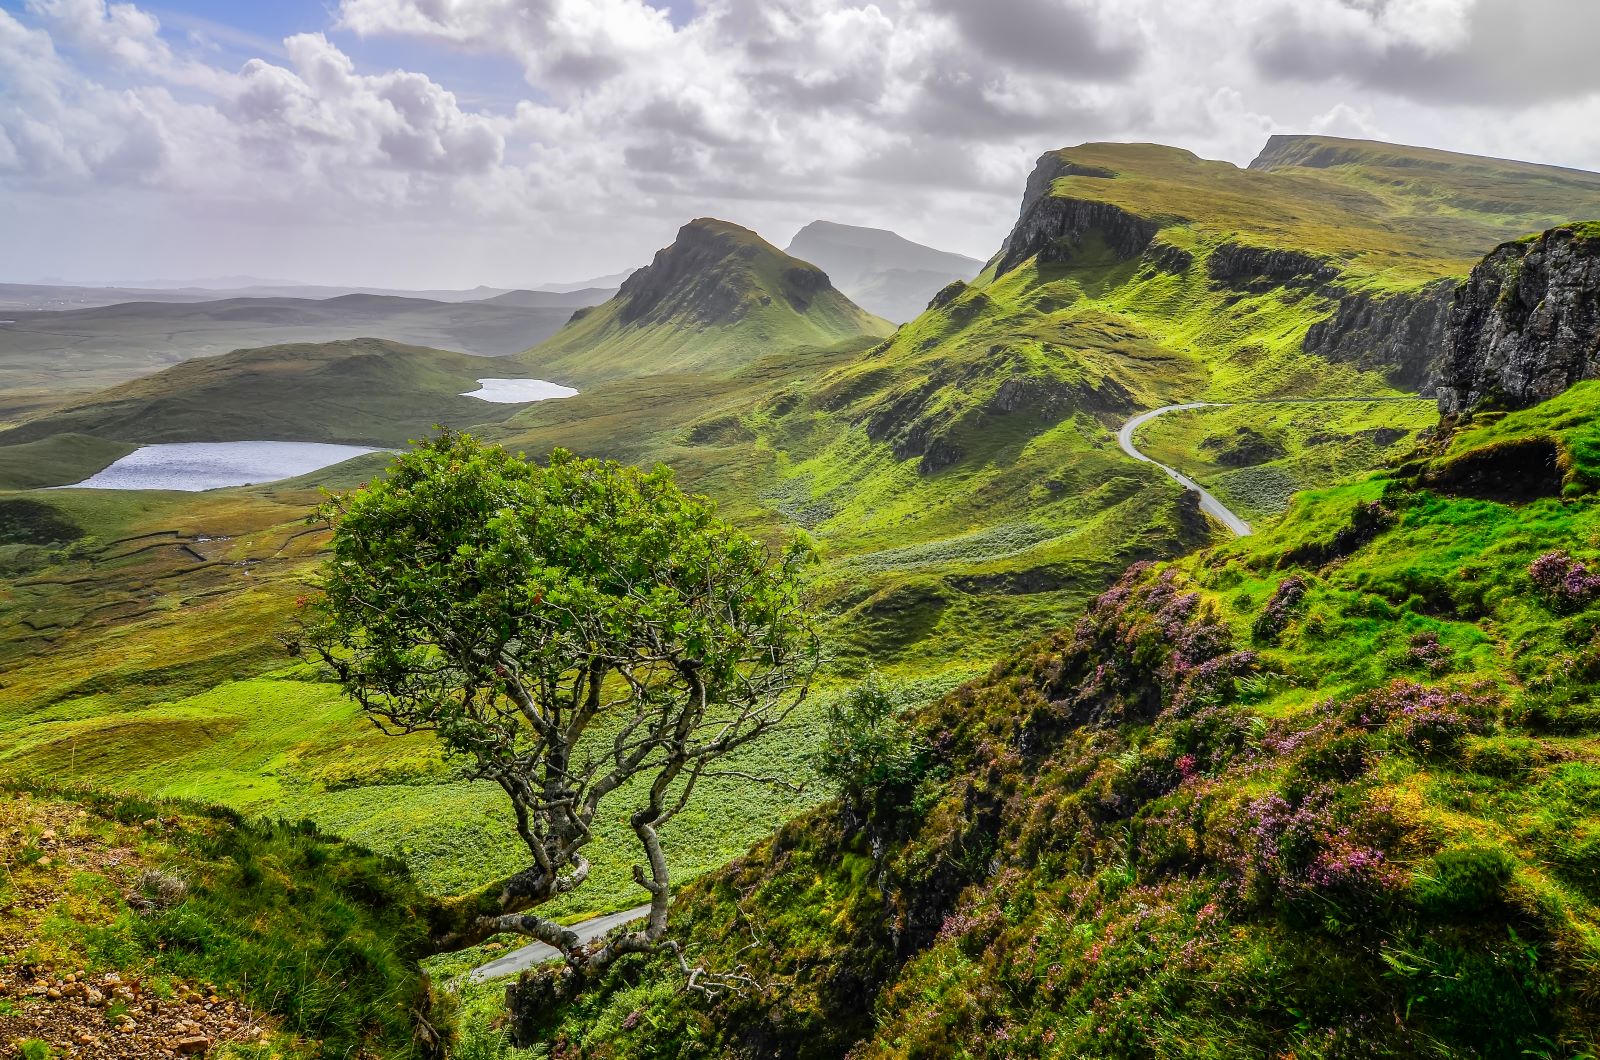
{"left": 1042, "top": 136, "right": 1600, "bottom": 284}
{"left": 0, "top": 785, "right": 439, "bottom": 1058}
{"left": 0, "top": 338, "right": 525, "bottom": 451}
{"left": 489, "top": 134, "right": 1600, "bottom": 671}
{"left": 517, "top": 381, "right": 1600, "bottom": 1058}
{"left": 5, "top": 137, "right": 1600, "bottom": 1058}
{"left": 518, "top": 218, "right": 893, "bottom": 383}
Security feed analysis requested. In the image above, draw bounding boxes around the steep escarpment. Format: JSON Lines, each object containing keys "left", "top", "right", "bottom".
{"left": 1437, "top": 223, "right": 1600, "bottom": 414}
{"left": 521, "top": 218, "right": 891, "bottom": 383}
{"left": 992, "top": 153, "right": 1157, "bottom": 276}
{"left": 1302, "top": 281, "right": 1456, "bottom": 390}
{"left": 1206, "top": 241, "right": 1340, "bottom": 291}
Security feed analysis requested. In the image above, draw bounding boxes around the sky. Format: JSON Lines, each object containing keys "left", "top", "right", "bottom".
{"left": 4, "top": 0, "right": 1600, "bottom": 289}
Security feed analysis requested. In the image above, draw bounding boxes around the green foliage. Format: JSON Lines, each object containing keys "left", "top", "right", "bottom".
{"left": 814, "top": 672, "right": 921, "bottom": 804}
{"left": 301, "top": 430, "right": 817, "bottom": 739}
{"left": 16, "top": 1040, "right": 56, "bottom": 1060}
{"left": 1413, "top": 845, "right": 1515, "bottom": 917}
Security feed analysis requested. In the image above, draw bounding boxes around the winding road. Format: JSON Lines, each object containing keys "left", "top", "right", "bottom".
{"left": 1116, "top": 397, "right": 1434, "bottom": 539}
{"left": 1117, "top": 402, "right": 1253, "bottom": 537}
{"left": 467, "top": 904, "right": 653, "bottom": 983}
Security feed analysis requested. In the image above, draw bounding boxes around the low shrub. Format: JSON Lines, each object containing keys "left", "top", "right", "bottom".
{"left": 1413, "top": 846, "right": 1515, "bottom": 917}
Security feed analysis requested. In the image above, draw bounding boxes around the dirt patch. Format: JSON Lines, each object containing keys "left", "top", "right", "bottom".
{"left": 0, "top": 795, "right": 273, "bottom": 1058}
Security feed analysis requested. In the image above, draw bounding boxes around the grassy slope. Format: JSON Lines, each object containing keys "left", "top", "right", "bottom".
{"left": 522, "top": 383, "right": 1600, "bottom": 1059}
{"left": 517, "top": 218, "right": 893, "bottom": 384}
{"left": 0, "top": 785, "right": 438, "bottom": 1058}
{"left": 1252, "top": 134, "right": 1600, "bottom": 271}
{"left": 1061, "top": 138, "right": 1600, "bottom": 286}
{"left": 0, "top": 435, "right": 137, "bottom": 492}
{"left": 1132, "top": 399, "right": 1440, "bottom": 521}
{"left": 0, "top": 338, "right": 525, "bottom": 451}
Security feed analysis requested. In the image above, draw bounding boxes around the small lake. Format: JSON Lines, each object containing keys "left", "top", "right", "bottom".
{"left": 462, "top": 378, "right": 578, "bottom": 403}
{"left": 65, "top": 441, "right": 381, "bottom": 491}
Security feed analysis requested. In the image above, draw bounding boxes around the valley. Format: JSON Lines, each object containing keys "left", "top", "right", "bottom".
{"left": 4, "top": 131, "right": 1600, "bottom": 1058}
{"left": 0, "top": 287, "right": 612, "bottom": 426}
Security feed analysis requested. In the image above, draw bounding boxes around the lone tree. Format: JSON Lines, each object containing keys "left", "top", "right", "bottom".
{"left": 294, "top": 430, "right": 817, "bottom": 990}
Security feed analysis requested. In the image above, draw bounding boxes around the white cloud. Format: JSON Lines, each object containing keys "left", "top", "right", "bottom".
{"left": 4, "top": 0, "right": 1600, "bottom": 287}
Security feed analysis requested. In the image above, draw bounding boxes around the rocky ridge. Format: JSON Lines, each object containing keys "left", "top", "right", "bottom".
{"left": 992, "top": 153, "right": 1156, "bottom": 276}
{"left": 1437, "top": 223, "right": 1600, "bottom": 413}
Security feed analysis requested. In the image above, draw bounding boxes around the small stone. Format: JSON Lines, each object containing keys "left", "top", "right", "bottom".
{"left": 173, "top": 1034, "right": 211, "bottom": 1054}
{"left": 45, "top": 987, "right": 62, "bottom": 999}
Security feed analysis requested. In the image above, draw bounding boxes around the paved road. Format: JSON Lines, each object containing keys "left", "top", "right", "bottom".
{"left": 467, "top": 904, "right": 653, "bottom": 983}
{"left": 1116, "top": 397, "right": 1433, "bottom": 539}
{"left": 1117, "top": 402, "right": 1253, "bottom": 537}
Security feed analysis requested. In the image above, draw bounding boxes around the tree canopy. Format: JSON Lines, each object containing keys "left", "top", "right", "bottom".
{"left": 295, "top": 430, "right": 818, "bottom": 984}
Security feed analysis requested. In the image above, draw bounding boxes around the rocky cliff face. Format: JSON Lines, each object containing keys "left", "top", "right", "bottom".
{"left": 1303, "top": 281, "right": 1456, "bottom": 391}
{"left": 992, "top": 153, "right": 1156, "bottom": 276}
{"left": 1437, "top": 224, "right": 1600, "bottom": 414}
{"left": 1207, "top": 242, "right": 1340, "bottom": 291}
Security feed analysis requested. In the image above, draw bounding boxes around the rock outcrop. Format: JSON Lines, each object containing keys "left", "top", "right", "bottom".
{"left": 1302, "top": 281, "right": 1455, "bottom": 391}
{"left": 1437, "top": 224, "right": 1600, "bottom": 414}
{"left": 1207, "top": 242, "right": 1340, "bottom": 291}
{"left": 992, "top": 153, "right": 1156, "bottom": 277}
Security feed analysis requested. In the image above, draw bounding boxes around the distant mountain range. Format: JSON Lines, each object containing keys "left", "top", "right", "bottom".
{"left": 0, "top": 282, "right": 566, "bottom": 312}
{"left": 0, "top": 337, "right": 529, "bottom": 449}
{"left": 785, "top": 220, "right": 983, "bottom": 322}
{"left": 532, "top": 270, "right": 638, "bottom": 294}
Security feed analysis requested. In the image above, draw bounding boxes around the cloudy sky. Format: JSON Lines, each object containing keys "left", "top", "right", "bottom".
{"left": 4, "top": 0, "right": 1600, "bottom": 289}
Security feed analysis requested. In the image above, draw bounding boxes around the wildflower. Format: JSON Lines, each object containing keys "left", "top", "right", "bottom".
{"left": 1530, "top": 550, "right": 1600, "bottom": 609}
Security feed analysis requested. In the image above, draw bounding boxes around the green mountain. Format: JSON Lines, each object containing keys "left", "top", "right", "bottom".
{"left": 517, "top": 217, "right": 893, "bottom": 383}
{"left": 0, "top": 337, "right": 526, "bottom": 452}
{"left": 0, "top": 288, "right": 611, "bottom": 421}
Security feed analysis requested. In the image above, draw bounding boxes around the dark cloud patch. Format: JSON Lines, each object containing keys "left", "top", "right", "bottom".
{"left": 903, "top": 67, "right": 1094, "bottom": 140}
{"left": 924, "top": 0, "right": 1141, "bottom": 81}
{"left": 1253, "top": 0, "right": 1600, "bottom": 106}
